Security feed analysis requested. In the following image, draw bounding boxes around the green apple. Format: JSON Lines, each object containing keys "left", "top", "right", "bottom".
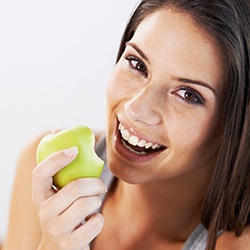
{"left": 36, "top": 125, "right": 104, "bottom": 188}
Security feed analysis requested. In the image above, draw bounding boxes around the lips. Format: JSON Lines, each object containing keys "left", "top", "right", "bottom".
{"left": 117, "top": 122, "right": 166, "bottom": 156}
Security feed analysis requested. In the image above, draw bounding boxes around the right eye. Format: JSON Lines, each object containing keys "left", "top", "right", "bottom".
{"left": 124, "top": 55, "right": 148, "bottom": 77}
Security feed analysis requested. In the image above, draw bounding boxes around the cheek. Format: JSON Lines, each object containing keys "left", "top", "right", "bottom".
{"left": 105, "top": 65, "right": 127, "bottom": 130}
{"left": 106, "top": 62, "right": 135, "bottom": 110}
{"left": 169, "top": 111, "right": 222, "bottom": 157}
{"left": 106, "top": 65, "right": 124, "bottom": 105}
{"left": 179, "top": 117, "right": 221, "bottom": 163}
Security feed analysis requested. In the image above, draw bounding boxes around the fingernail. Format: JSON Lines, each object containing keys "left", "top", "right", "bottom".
{"left": 64, "top": 146, "right": 78, "bottom": 157}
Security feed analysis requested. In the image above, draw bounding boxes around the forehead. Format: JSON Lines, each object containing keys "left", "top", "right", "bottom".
{"left": 130, "top": 9, "right": 225, "bottom": 93}
{"left": 133, "top": 8, "right": 220, "bottom": 59}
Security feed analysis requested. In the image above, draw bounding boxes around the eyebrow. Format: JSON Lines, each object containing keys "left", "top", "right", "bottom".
{"left": 126, "top": 42, "right": 150, "bottom": 63}
{"left": 174, "top": 77, "right": 218, "bottom": 96}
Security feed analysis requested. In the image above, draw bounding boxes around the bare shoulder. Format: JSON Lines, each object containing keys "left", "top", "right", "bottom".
{"left": 216, "top": 228, "right": 250, "bottom": 250}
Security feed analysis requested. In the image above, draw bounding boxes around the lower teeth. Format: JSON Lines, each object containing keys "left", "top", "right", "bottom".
{"left": 122, "top": 140, "right": 147, "bottom": 155}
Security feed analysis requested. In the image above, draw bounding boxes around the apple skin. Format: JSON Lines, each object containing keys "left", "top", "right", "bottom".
{"left": 36, "top": 125, "right": 104, "bottom": 188}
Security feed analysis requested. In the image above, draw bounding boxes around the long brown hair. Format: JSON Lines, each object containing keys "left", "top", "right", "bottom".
{"left": 116, "top": 0, "right": 250, "bottom": 249}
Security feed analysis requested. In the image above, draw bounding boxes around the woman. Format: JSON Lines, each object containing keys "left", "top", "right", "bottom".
{"left": 3, "top": 0, "right": 250, "bottom": 249}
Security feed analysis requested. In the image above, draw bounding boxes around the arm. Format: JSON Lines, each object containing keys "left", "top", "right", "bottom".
{"left": 3, "top": 133, "right": 46, "bottom": 250}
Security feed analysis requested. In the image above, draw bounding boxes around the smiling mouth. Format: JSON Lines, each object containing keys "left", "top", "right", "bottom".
{"left": 118, "top": 122, "right": 167, "bottom": 155}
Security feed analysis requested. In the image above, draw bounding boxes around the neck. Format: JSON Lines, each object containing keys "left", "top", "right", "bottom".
{"left": 111, "top": 170, "right": 210, "bottom": 242}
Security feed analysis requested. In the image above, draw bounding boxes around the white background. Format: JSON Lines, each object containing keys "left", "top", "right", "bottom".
{"left": 0, "top": 0, "right": 138, "bottom": 241}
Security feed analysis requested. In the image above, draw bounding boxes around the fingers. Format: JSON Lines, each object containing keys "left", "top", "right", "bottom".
{"left": 38, "top": 179, "right": 106, "bottom": 228}
{"left": 71, "top": 213, "right": 104, "bottom": 247}
{"left": 45, "top": 178, "right": 107, "bottom": 216}
{"left": 37, "top": 190, "right": 104, "bottom": 249}
{"left": 47, "top": 196, "right": 102, "bottom": 237}
{"left": 32, "top": 146, "right": 78, "bottom": 205}
{"left": 51, "top": 212, "right": 103, "bottom": 250}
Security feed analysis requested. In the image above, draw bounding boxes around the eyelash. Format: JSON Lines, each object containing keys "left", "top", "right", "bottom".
{"left": 124, "top": 54, "right": 204, "bottom": 105}
{"left": 124, "top": 55, "right": 148, "bottom": 77}
{"left": 174, "top": 87, "right": 204, "bottom": 105}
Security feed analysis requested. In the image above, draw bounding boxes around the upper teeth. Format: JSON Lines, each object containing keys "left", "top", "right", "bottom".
{"left": 118, "top": 123, "right": 160, "bottom": 150}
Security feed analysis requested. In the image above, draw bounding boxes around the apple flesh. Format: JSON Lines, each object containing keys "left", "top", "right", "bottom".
{"left": 36, "top": 125, "right": 104, "bottom": 188}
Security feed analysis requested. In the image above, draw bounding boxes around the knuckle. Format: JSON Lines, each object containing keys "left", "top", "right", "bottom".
{"left": 96, "top": 178, "right": 107, "bottom": 193}
{"left": 68, "top": 236, "right": 88, "bottom": 250}
{"left": 76, "top": 196, "right": 102, "bottom": 216}
{"left": 58, "top": 238, "right": 70, "bottom": 250}
{"left": 65, "top": 180, "right": 81, "bottom": 198}
{"left": 49, "top": 153, "right": 61, "bottom": 166}
{"left": 67, "top": 240, "right": 78, "bottom": 250}
{"left": 75, "top": 198, "right": 89, "bottom": 213}
{"left": 64, "top": 237, "right": 84, "bottom": 250}
{"left": 91, "top": 196, "right": 102, "bottom": 210}
{"left": 32, "top": 166, "right": 41, "bottom": 181}
{"left": 92, "top": 213, "right": 104, "bottom": 231}
{"left": 48, "top": 224, "right": 60, "bottom": 238}
{"left": 38, "top": 208, "right": 49, "bottom": 224}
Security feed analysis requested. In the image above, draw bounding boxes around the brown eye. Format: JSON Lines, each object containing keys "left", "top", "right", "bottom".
{"left": 125, "top": 55, "right": 148, "bottom": 77}
{"left": 175, "top": 88, "right": 204, "bottom": 105}
{"left": 131, "top": 59, "right": 146, "bottom": 72}
{"left": 185, "top": 90, "right": 197, "bottom": 102}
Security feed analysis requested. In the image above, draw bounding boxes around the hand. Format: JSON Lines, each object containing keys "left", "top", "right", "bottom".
{"left": 32, "top": 146, "right": 107, "bottom": 250}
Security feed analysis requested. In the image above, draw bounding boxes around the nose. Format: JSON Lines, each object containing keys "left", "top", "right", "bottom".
{"left": 124, "top": 85, "right": 162, "bottom": 126}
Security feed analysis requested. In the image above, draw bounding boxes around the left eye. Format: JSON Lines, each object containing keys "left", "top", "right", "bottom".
{"left": 175, "top": 88, "right": 204, "bottom": 104}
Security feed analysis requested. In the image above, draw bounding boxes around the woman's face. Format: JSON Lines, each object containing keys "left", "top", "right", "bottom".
{"left": 105, "top": 9, "right": 225, "bottom": 184}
